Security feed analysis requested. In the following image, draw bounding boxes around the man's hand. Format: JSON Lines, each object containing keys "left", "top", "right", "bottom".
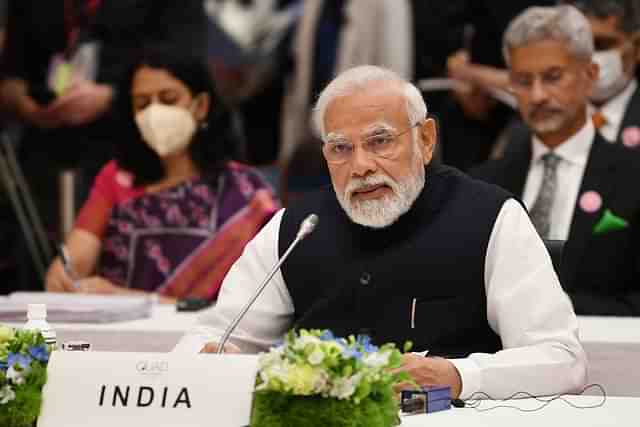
{"left": 447, "top": 49, "right": 472, "bottom": 82}
{"left": 0, "top": 79, "right": 62, "bottom": 128}
{"left": 45, "top": 81, "right": 113, "bottom": 126}
{"left": 18, "top": 95, "right": 65, "bottom": 129}
{"left": 394, "top": 354, "right": 463, "bottom": 398}
{"left": 199, "top": 341, "right": 242, "bottom": 354}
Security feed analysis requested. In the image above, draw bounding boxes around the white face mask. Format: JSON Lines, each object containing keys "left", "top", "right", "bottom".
{"left": 592, "top": 48, "right": 630, "bottom": 103}
{"left": 135, "top": 104, "right": 197, "bottom": 157}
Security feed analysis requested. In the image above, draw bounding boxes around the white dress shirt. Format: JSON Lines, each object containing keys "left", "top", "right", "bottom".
{"left": 522, "top": 121, "right": 594, "bottom": 241}
{"left": 594, "top": 79, "right": 638, "bottom": 143}
{"left": 175, "top": 199, "right": 587, "bottom": 400}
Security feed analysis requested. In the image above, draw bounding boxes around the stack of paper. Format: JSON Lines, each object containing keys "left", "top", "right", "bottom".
{"left": 0, "top": 292, "right": 152, "bottom": 323}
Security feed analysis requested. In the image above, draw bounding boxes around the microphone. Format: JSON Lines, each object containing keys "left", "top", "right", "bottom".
{"left": 216, "top": 214, "right": 319, "bottom": 354}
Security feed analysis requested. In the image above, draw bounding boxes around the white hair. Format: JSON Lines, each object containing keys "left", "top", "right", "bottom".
{"left": 503, "top": 5, "right": 594, "bottom": 65}
{"left": 312, "top": 65, "right": 427, "bottom": 139}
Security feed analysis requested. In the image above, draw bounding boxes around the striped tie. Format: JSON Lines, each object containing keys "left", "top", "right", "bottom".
{"left": 529, "top": 152, "right": 561, "bottom": 238}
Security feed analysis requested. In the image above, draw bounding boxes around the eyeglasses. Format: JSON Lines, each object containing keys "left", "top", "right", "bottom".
{"left": 509, "top": 67, "right": 571, "bottom": 93}
{"left": 322, "top": 120, "right": 423, "bottom": 165}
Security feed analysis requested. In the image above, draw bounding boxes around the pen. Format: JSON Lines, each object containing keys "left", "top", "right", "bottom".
{"left": 411, "top": 298, "right": 416, "bottom": 329}
{"left": 58, "top": 244, "right": 80, "bottom": 289}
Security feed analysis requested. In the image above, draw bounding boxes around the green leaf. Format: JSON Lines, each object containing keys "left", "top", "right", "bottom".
{"left": 593, "top": 209, "right": 629, "bottom": 235}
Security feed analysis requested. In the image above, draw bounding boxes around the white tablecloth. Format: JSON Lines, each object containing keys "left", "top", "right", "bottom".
{"left": 6, "top": 304, "right": 199, "bottom": 353}
{"left": 400, "top": 396, "right": 631, "bottom": 427}
{"left": 6, "top": 308, "right": 640, "bottom": 397}
{"left": 578, "top": 316, "right": 640, "bottom": 398}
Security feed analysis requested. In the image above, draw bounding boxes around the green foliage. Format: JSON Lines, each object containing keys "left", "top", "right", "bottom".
{"left": 0, "top": 364, "right": 47, "bottom": 427}
{"left": 0, "top": 327, "right": 49, "bottom": 427}
{"left": 251, "top": 390, "right": 400, "bottom": 427}
{"left": 256, "top": 329, "right": 410, "bottom": 403}
{"left": 252, "top": 329, "right": 413, "bottom": 427}
{"left": 4, "top": 329, "right": 46, "bottom": 356}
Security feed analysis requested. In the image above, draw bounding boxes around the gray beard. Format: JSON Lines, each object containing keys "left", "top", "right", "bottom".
{"left": 528, "top": 115, "right": 567, "bottom": 135}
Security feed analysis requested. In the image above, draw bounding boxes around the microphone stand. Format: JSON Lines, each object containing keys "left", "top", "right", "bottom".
{"left": 216, "top": 214, "right": 318, "bottom": 354}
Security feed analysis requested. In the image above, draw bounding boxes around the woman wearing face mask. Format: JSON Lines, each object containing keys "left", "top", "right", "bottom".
{"left": 45, "top": 47, "right": 279, "bottom": 302}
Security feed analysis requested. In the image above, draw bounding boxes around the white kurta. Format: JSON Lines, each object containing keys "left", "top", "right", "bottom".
{"left": 175, "top": 199, "right": 587, "bottom": 400}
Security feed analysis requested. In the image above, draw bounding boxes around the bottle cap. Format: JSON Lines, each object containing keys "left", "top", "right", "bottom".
{"left": 27, "top": 303, "right": 47, "bottom": 320}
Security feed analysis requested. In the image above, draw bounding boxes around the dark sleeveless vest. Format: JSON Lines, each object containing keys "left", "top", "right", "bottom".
{"left": 279, "top": 164, "right": 511, "bottom": 357}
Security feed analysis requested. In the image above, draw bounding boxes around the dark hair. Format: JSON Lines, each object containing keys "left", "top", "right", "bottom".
{"left": 113, "top": 45, "right": 235, "bottom": 185}
{"left": 570, "top": 0, "right": 640, "bottom": 34}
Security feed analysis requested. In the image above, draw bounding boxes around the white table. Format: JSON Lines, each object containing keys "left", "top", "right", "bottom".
{"left": 6, "top": 304, "right": 199, "bottom": 353}
{"left": 6, "top": 308, "right": 640, "bottom": 397}
{"left": 578, "top": 316, "right": 640, "bottom": 398}
{"left": 400, "top": 396, "right": 632, "bottom": 427}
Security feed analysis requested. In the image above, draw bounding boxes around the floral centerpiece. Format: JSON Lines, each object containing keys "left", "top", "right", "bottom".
{"left": 0, "top": 326, "right": 50, "bottom": 427}
{"left": 250, "top": 329, "right": 412, "bottom": 427}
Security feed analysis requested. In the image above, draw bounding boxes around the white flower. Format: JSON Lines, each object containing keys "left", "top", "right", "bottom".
{"left": 311, "top": 369, "right": 329, "bottom": 393}
{"left": 0, "top": 385, "right": 16, "bottom": 405}
{"left": 307, "top": 347, "right": 325, "bottom": 365}
{"left": 362, "top": 350, "right": 391, "bottom": 369}
{"left": 329, "top": 373, "right": 362, "bottom": 400}
{"left": 292, "top": 335, "right": 321, "bottom": 351}
{"left": 260, "top": 361, "right": 289, "bottom": 384}
{"left": 258, "top": 347, "right": 285, "bottom": 368}
{"left": 6, "top": 365, "right": 28, "bottom": 385}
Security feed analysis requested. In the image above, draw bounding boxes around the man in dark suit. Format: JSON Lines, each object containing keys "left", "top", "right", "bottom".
{"left": 568, "top": 0, "right": 640, "bottom": 145}
{"left": 472, "top": 5, "right": 640, "bottom": 316}
{"left": 410, "top": 0, "right": 557, "bottom": 171}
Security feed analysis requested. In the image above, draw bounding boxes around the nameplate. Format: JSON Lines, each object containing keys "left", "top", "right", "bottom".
{"left": 37, "top": 351, "right": 259, "bottom": 427}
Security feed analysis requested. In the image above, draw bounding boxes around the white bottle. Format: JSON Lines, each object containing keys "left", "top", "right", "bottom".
{"left": 23, "top": 303, "right": 57, "bottom": 350}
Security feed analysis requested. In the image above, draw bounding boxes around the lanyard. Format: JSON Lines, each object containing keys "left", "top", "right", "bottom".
{"left": 64, "top": 0, "right": 102, "bottom": 54}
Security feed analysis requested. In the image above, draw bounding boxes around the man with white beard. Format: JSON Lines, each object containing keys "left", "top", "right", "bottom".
{"left": 177, "top": 65, "right": 587, "bottom": 399}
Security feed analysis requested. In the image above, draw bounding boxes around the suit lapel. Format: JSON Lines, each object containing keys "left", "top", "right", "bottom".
{"left": 617, "top": 85, "right": 640, "bottom": 143}
{"left": 500, "top": 128, "right": 532, "bottom": 196}
{"left": 562, "top": 134, "right": 618, "bottom": 289}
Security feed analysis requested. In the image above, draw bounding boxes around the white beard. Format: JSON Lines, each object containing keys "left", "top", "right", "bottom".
{"left": 335, "top": 165, "right": 425, "bottom": 229}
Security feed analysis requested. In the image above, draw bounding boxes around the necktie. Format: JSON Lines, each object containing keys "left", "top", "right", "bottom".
{"left": 529, "top": 152, "right": 561, "bottom": 238}
{"left": 592, "top": 110, "right": 607, "bottom": 130}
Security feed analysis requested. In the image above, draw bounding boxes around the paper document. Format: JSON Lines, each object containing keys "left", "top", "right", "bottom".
{"left": 416, "top": 78, "right": 517, "bottom": 109}
{"left": 0, "top": 292, "right": 152, "bottom": 323}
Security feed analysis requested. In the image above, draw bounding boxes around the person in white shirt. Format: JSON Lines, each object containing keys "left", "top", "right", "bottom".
{"left": 177, "top": 63, "right": 587, "bottom": 399}
{"left": 570, "top": 0, "right": 640, "bottom": 144}
{"left": 279, "top": 0, "right": 413, "bottom": 164}
{"left": 473, "top": 5, "right": 640, "bottom": 315}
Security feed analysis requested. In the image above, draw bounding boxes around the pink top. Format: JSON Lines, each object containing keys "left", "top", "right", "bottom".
{"left": 75, "top": 159, "right": 279, "bottom": 299}
{"left": 75, "top": 161, "right": 145, "bottom": 237}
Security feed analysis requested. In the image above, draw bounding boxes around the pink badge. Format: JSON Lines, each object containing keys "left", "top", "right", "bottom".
{"left": 622, "top": 126, "right": 640, "bottom": 148}
{"left": 580, "top": 191, "right": 602, "bottom": 213}
{"left": 116, "top": 171, "right": 133, "bottom": 188}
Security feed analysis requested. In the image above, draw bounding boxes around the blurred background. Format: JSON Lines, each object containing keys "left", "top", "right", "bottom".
{"left": 0, "top": 0, "right": 610, "bottom": 295}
